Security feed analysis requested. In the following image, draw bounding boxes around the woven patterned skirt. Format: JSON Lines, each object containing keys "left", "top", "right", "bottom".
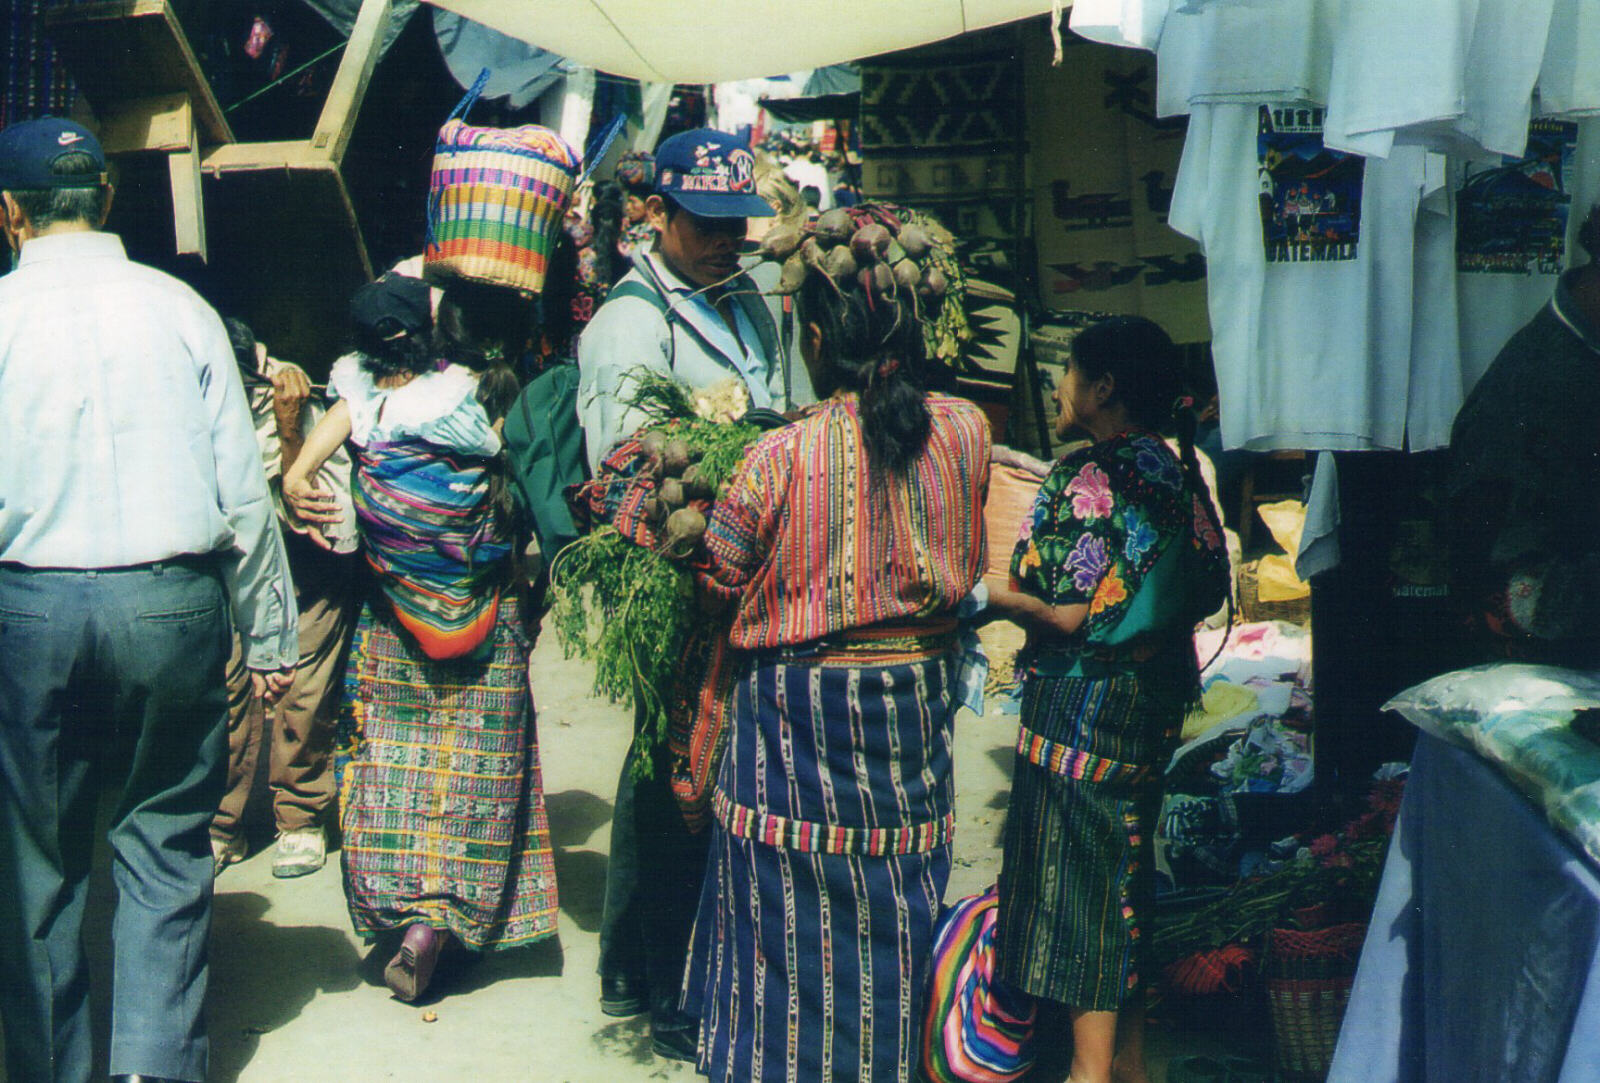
{"left": 340, "top": 592, "right": 558, "bottom": 950}
{"left": 994, "top": 670, "right": 1182, "bottom": 1012}
{"left": 683, "top": 651, "right": 959, "bottom": 1083}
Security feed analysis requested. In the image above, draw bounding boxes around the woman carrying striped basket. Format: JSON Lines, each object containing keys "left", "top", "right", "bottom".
{"left": 284, "top": 274, "right": 559, "bottom": 1002}
{"left": 283, "top": 112, "right": 579, "bottom": 1003}
{"left": 986, "top": 317, "right": 1230, "bottom": 1083}
{"left": 681, "top": 247, "right": 991, "bottom": 1082}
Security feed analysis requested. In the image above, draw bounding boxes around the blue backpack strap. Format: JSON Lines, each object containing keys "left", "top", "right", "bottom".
{"left": 604, "top": 277, "right": 683, "bottom": 370}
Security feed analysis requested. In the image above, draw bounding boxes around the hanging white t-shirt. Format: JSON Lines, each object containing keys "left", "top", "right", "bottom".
{"left": 1323, "top": 0, "right": 1556, "bottom": 159}
{"left": 1406, "top": 165, "right": 1465, "bottom": 452}
{"left": 1154, "top": 0, "right": 1338, "bottom": 120}
{"left": 1169, "top": 102, "right": 1433, "bottom": 451}
{"left": 1067, "top": 0, "right": 1169, "bottom": 51}
{"left": 1536, "top": 0, "right": 1600, "bottom": 118}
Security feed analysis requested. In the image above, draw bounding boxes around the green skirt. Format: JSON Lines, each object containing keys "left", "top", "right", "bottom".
{"left": 994, "top": 666, "right": 1185, "bottom": 1011}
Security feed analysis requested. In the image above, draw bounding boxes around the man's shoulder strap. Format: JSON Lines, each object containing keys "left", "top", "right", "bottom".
{"left": 730, "top": 277, "right": 782, "bottom": 371}
{"left": 603, "top": 275, "right": 680, "bottom": 370}
{"left": 604, "top": 278, "right": 672, "bottom": 315}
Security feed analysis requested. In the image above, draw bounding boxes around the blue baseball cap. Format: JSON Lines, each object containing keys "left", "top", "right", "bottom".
{"left": 654, "top": 128, "right": 773, "bottom": 219}
{"left": 0, "top": 118, "right": 107, "bottom": 191}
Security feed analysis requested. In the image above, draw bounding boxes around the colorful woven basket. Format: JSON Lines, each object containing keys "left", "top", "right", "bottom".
{"left": 1264, "top": 923, "right": 1366, "bottom": 1079}
{"left": 921, "top": 886, "right": 1037, "bottom": 1083}
{"left": 425, "top": 115, "right": 579, "bottom": 295}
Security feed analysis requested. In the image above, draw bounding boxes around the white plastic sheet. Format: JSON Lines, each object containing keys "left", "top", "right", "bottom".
{"left": 422, "top": 0, "right": 1058, "bottom": 83}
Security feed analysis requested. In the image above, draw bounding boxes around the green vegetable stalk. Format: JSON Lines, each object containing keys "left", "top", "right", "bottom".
{"left": 549, "top": 527, "right": 693, "bottom": 776}
{"left": 547, "top": 368, "right": 769, "bottom": 778}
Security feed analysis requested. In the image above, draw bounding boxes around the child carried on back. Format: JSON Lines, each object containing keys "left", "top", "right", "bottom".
{"left": 284, "top": 273, "right": 513, "bottom": 660}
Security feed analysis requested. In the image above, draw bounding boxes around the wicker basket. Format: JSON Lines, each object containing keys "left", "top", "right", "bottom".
{"left": 424, "top": 117, "right": 579, "bottom": 295}
{"left": 1265, "top": 923, "right": 1366, "bottom": 1079}
{"left": 982, "top": 462, "right": 1045, "bottom": 595}
{"left": 1238, "top": 560, "right": 1312, "bottom": 626}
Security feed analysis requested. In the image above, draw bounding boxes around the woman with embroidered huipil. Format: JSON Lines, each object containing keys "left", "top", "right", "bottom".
{"left": 682, "top": 246, "right": 991, "bottom": 1082}
{"left": 987, "top": 317, "right": 1230, "bottom": 1083}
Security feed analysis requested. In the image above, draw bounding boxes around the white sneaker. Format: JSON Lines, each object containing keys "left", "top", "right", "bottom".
{"left": 271, "top": 827, "right": 327, "bottom": 878}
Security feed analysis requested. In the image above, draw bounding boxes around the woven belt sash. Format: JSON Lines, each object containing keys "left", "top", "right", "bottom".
{"left": 1016, "top": 726, "right": 1153, "bottom": 785}
{"left": 713, "top": 789, "right": 955, "bottom": 856}
{"left": 774, "top": 616, "right": 959, "bottom": 667}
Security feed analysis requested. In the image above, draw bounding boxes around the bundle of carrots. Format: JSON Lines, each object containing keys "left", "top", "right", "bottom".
{"left": 549, "top": 372, "right": 766, "bottom": 775}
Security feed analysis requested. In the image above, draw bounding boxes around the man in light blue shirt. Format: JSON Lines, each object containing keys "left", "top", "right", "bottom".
{"left": 0, "top": 118, "right": 296, "bottom": 1083}
{"left": 577, "top": 127, "right": 813, "bottom": 1064}
{"left": 577, "top": 128, "right": 814, "bottom": 472}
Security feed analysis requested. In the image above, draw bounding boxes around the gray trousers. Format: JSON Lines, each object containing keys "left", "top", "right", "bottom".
{"left": 0, "top": 561, "right": 230, "bottom": 1083}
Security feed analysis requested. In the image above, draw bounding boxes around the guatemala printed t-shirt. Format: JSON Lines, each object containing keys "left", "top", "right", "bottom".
{"left": 1453, "top": 117, "right": 1600, "bottom": 395}
{"left": 1169, "top": 102, "right": 1449, "bottom": 451}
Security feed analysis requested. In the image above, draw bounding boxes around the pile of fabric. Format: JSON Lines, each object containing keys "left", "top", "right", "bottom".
{"left": 1157, "top": 620, "right": 1315, "bottom": 889}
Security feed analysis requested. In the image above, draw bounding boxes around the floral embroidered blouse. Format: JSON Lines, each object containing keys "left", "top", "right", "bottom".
{"left": 1011, "top": 431, "right": 1228, "bottom": 669}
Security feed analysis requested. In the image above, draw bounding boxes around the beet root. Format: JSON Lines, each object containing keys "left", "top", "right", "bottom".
{"left": 897, "top": 224, "right": 932, "bottom": 260}
{"left": 657, "top": 477, "right": 686, "bottom": 509}
{"left": 661, "top": 438, "right": 694, "bottom": 476}
{"left": 850, "top": 223, "right": 892, "bottom": 265}
{"left": 814, "top": 208, "right": 854, "bottom": 246}
{"left": 823, "top": 245, "right": 858, "bottom": 281}
{"left": 679, "top": 463, "right": 715, "bottom": 500}
{"left": 774, "top": 251, "right": 807, "bottom": 294}
{"left": 658, "top": 507, "right": 708, "bottom": 559}
{"left": 757, "top": 222, "right": 803, "bottom": 262}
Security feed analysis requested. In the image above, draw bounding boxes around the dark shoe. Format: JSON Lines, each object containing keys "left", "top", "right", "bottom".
{"left": 650, "top": 1023, "right": 698, "bottom": 1063}
{"left": 600, "top": 973, "right": 647, "bottom": 1017}
{"left": 384, "top": 924, "right": 444, "bottom": 1002}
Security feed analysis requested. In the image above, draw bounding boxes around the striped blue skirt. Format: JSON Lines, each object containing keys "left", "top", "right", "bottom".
{"left": 682, "top": 650, "right": 959, "bottom": 1082}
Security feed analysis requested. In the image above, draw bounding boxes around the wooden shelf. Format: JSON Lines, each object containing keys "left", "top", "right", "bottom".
{"left": 45, "top": 1, "right": 233, "bottom": 146}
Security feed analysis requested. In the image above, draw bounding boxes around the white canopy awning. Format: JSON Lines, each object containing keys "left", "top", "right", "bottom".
{"left": 421, "top": 1, "right": 1058, "bottom": 83}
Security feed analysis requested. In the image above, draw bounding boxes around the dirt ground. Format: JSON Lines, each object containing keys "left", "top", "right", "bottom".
{"left": 0, "top": 630, "right": 1235, "bottom": 1082}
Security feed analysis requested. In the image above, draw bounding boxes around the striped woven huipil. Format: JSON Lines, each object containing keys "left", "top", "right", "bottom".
{"left": 699, "top": 392, "right": 991, "bottom": 647}
{"left": 683, "top": 391, "right": 991, "bottom": 1083}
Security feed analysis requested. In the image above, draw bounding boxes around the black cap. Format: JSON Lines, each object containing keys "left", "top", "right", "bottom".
{"left": 350, "top": 273, "right": 431, "bottom": 340}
